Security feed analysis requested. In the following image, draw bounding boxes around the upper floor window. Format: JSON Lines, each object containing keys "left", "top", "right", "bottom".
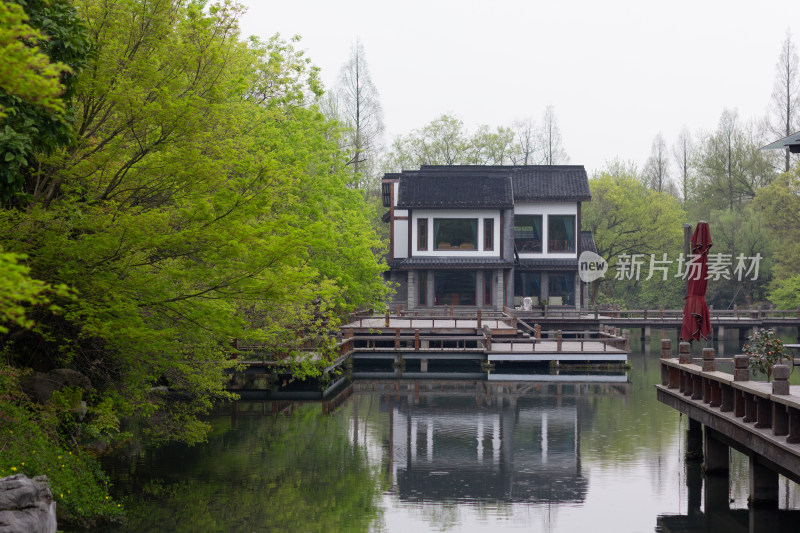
{"left": 514, "top": 215, "right": 542, "bottom": 253}
{"left": 483, "top": 219, "right": 494, "bottom": 251}
{"left": 548, "top": 215, "right": 575, "bottom": 253}
{"left": 418, "top": 218, "right": 428, "bottom": 251}
{"left": 434, "top": 219, "right": 478, "bottom": 251}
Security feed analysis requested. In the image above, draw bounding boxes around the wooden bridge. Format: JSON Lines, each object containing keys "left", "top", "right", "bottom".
{"left": 386, "top": 305, "right": 800, "bottom": 341}
{"left": 656, "top": 339, "right": 800, "bottom": 508}
{"left": 512, "top": 305, "right": 800, "bottom": 341}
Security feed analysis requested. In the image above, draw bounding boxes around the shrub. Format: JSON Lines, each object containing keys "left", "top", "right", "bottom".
{"left": 0, "top": 365, "right": 122, "bottom": 528}
{"left": 743, "top": 329, "right": 790, "bottom": 381}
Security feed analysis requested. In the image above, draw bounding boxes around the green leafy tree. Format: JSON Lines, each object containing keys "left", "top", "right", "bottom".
{"left": 583, "top": 168, "right": 686, "bottom": 306}
{"left": 753, "top": 166, "right": 800, "bottom": 305}
{"left": 0, "top": 0, "right": 90, "bottom": 204}
{"left": 693, "top": 109, "right": 775, "bottom": 213}
{"left": 1, "top": 0, "right": 387, "bottom": 447}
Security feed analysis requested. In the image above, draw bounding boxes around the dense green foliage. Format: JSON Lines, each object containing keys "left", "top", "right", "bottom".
{"left": 0, "top": 366, "right": 120, "bottom": 527}
{"left": 0, "top": 0, "right": 387, "bottom": 454}
{"left": 583, "top": 170, "right": 686, "bottom": 308}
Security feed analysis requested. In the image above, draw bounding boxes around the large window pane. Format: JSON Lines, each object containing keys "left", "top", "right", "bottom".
{"left": 418, "top": 218, "right": 428, "bottom": 251}
{"left": 434, "top": 271, "right": 476, "bottom": 306}
{"left": 548, "top": 272, "right": 574, "bottom": 305}
{"left": 514, "top": 271, "right": 541, "bottom": 306}
{"left": 434, "top": 219, "right": 478, "bottom": 251}
{"left": 514, "top": 215, "right": 542, "bottom": 253}
{"left": 418, "top": 271, "right": 427, "bottom": 306}
{"left": 548, "top": 215, "right": 575, "bottom": 253}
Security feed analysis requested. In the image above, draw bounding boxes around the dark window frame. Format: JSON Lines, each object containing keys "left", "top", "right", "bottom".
{"left": 547, "top": 214, "right": 576, "bottom": 253}
{"left": 417, "top": 218, "right": 428, "bottom": 251}
{"left": 483, "top": 270, "right": 493, "bottom": 307}
{"left": 483, "top": 219, "right": 494, "bottom": 251}
{"left": 418, "top": 271, "right": 427, "bottom": 306}
{"left": 433, "top": 218, "right": 479, "bottom": 251}
{"left": 514, "top": 214, "right": 543, "bottom": 254}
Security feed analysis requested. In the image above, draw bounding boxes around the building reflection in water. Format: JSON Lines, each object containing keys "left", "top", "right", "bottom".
{"left": 354, "top": 377, "right": 630, "bottom": 505}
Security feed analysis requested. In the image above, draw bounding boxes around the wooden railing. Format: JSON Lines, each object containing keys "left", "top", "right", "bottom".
{"left": 345, "top": 310, "right": 516, "bottom": 330}
{"left": 658, "top": 340, "right": 800, "bottom": 444}
{"left": 595, "top": 305, "right": 800, "bottom": 321}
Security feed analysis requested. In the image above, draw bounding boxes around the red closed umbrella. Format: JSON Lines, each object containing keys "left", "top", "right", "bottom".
{"left": 680, "top": 221, "right": 712, "bottom": 342}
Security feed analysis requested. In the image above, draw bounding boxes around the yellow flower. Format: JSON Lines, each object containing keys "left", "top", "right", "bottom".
{"left": 60, "top": 494, "right": 63, "bottom": 499}
{"left": 11, "top": 467, "right": 17, "bottom": 472}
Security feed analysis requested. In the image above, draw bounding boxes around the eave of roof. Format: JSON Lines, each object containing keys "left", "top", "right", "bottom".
{"left": 390, "top": 257, "right": 514, "bottom": 270}
{"left": 515, "top": 258, "right": 578, "bottom": 271}
{"left": 762, "top": 131, "right": 800, "bottom": 150}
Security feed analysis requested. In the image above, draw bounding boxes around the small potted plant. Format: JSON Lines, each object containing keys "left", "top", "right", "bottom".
{"left": 743, "top": 329, "right": 790, "bottom": 381}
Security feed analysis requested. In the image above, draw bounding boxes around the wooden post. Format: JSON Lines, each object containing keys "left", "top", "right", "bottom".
{"left": 773, "top": 364, "right": 790, "bottom": 395}
{"left": 557, "top": 330, "right": 562, "bottom": 352}
{"left": 394, "top": 328, "right": 400, "bottom": 349}
{"left": 644, "top": 308, "right": 648, "bottom": 320}
{"left": 702, "top": 347, "right": 715, "bottom": 372}
{"left": 385, "top": 310, "right": 390, "bottom": 328}
{"left": 594, "top": 306, "right": 598, "bottom": 319}
{"left": 535, "top": 324, "right": 541, "bottom": 339}
{"left": 734, "top": 355, "right": 749, "bottom": 381}
{"left": 679, "top": 342, "right": 691, "bottom": 364}
{"left": 486, "top": 331, "right": 492, "bottom": 351}
{"left": 449, "top": 305, "right": 453, "bottom": 317}
{"left": 414, "top": 329, "right": 420, "bottom": 351}
{"left": 477, "top": 308, "right": 482, "bottom": 328}
{"left": 660, "top": 339, "right": 672, "bottom": 385}
{"left": 661, "top": 338, "right": 673, "bottom": 358}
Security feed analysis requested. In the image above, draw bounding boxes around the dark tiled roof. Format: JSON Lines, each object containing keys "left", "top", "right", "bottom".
{"left": 516, "top": 259, "right": 578, "bottom": 271}
{"left": 580, "top": 231, "right": 597, "bottom": 255}
{"left": 397, "top": 174, "right": 513, "bottom": 209}
{"left": 389, "top": 165, "right": 590, "bottom": 205}
{"left": 390, "top": 257, "right": 514, "bottom": 270}
{"left": 512, "top": 166, "right": 591, "bottom": 201}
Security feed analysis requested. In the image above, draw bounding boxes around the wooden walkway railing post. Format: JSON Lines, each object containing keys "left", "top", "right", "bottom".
{"left": 557, "top": 330, "right": 562, "bottom": 352}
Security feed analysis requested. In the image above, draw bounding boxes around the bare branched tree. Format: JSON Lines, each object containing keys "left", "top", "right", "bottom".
{"left": 510, "top": 117, "right": 543, "bottom": 165}
{"left": 644, "top": 132, "right": 672, "bottom": 193}
{"left": 672, "top": 127, "right": 694, "bottom": 201}
{"left": 540, "top": 105, "right": 569, "bottom": 165}
{"left": 335, "top": 39, "right": 385, "bottom": 188}
{"left": 768, "top": 31, "right": 800, "bottom": 172}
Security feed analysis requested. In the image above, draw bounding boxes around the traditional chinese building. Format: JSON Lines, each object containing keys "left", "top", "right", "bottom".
{"left": 382, "top": 165, "right": 597, "bottom": 311}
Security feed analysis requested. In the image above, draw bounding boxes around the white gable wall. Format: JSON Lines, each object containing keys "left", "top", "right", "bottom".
{"left": 393, "top": 210, "right": 409, "bottom": 259}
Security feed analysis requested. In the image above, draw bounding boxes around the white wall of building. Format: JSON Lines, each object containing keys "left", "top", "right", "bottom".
{"left": 394, "top": 216, "right": 409, "bottom": 259}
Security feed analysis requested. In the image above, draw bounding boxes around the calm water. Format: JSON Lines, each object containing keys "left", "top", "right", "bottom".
{"left": 104, "top": 331, "right": 800, "bottom": 533}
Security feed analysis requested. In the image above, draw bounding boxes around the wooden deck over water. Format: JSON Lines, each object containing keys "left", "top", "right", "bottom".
{"left": 657, "top": 342, "right": 800, "bottom": 495}
{"left": 341, "top": 313, "right": 629, "bottom": 363}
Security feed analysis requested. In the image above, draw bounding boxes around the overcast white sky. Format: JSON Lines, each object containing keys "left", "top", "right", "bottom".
{"left": 237, "top": 0, "right": 796, "bottom": 176}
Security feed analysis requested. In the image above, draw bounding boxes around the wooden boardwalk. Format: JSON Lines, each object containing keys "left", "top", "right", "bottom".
{"left": 657, "top": 339, "right": 800, "bottom": 505}
{"left": 342, "top": 313, "right": 630, "bottom": 364}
